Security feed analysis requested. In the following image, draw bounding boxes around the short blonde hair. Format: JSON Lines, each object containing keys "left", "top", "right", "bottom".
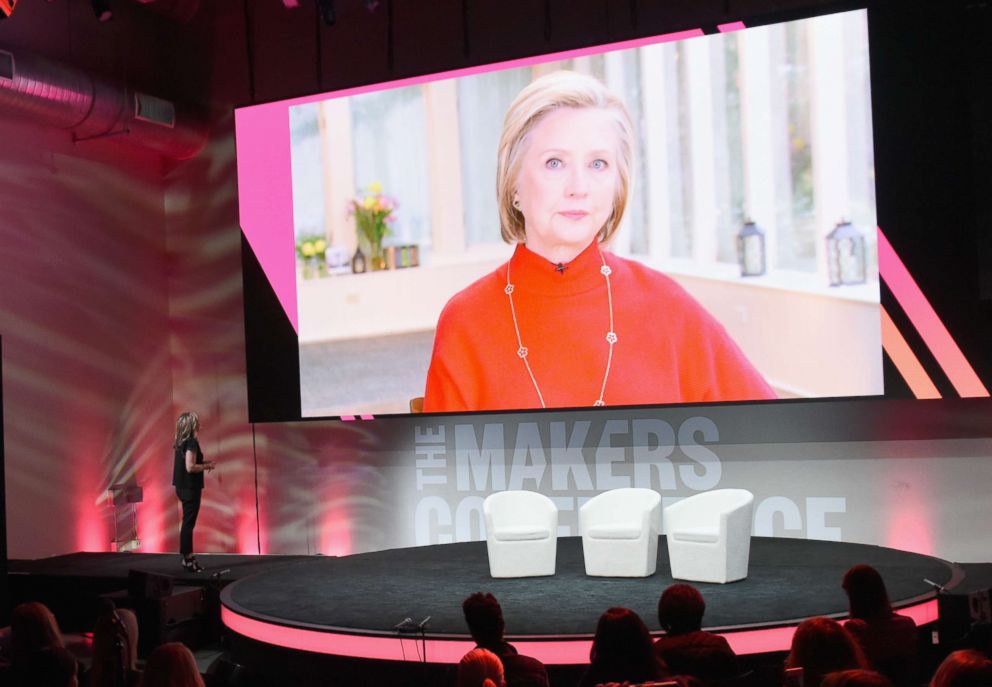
{"left": 497, "top": 70, "right": 634, "bottom": 244}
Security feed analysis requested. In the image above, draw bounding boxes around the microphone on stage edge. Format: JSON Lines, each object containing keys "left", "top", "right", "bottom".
{"left": 394, "top": 617, "right": 414, "bottom": 631}
{"left": 418, "top": 616, "right": 431, "bottom": 630}
{"left": 923, "top": 578, "right": 946, "bottom": 593}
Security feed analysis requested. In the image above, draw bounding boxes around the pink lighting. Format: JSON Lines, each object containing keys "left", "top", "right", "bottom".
{"left": 76, "top": 509, "right": 107, "bottom": 552}
{"left": 238, "top": 510, "right": 261, "bottom": 555}
{"left": 880, "top": 306, "right": 941, "bottom": 399}
{"left": 222, "top": 599, "right": 939, "bottom": 665}
{"left": 137, "top": 481, "right": 167, "bottom": 553}
{"left": 886, "top": 509, "right": 935, "bottom": 557}
{"left": 718, "top": 22, "right": 747, "bottom": 33}
{"left": 318, "top": 498, "right": 353, "bottom": 557}
{"left": 878, "top": 229, "right": 989, "bottom": 398}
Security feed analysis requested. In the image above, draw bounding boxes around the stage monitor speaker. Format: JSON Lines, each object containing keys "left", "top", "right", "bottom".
{"left": 128, "top": 569, "right": 175, "bottom": 600}
{"left": 938, "top": 588, "right": 992, "bottom": 645}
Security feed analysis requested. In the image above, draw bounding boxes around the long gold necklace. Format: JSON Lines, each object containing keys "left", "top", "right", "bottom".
{"left": 505, "top": 250, "right": 618, "bottom": 408}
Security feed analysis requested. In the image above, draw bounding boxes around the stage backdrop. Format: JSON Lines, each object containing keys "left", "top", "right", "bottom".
{"left": 226, "top": 416, "right": 990, "bottom": 563}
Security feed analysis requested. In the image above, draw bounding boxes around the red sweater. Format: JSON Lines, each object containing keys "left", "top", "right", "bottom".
{"left": 424, "top": 241, "right": 775, "bottom": 412}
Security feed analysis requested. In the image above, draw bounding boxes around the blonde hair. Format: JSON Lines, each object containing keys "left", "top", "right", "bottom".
{"left": 496, "top": 70, "right": 634, "bottom": 244}
{"left": 458, "top": 648, "right": 505, "bottom": 687}
{"left": 174, "top": 411, "right": 199, "bottom": 449}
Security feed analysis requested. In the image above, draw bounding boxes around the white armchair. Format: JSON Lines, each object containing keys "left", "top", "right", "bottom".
{"left": 579, "top": 488, "right": 662, "bottom": 577}
{"left": 483, "top": 490, "right": 558, "bottom": 578}
{"left": 664, "top": 489, "right": 755, "bottom": 584}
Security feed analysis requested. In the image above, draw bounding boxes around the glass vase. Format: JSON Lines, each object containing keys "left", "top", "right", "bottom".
{"left": 369, "top": 242, "right": 387, "bottom": 271}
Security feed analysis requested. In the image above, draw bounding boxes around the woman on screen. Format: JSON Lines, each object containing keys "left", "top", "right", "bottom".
{"left": 172, "top": 411, "right": 215, "bottom": 573}
{"left": 424, "top": 70, "right": 773, "bottom": 412}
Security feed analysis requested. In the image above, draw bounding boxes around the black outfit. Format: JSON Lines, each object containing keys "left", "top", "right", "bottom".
{"left": 173, "top": 437, "right": 204, "bottom": 557}
{"left": 845, "top": 614, "right": 919, "bottom": 687}
{"left": 477, "top": 640, "right": 549, "bottom": 687}
{"left": 653, "top": 630, "right": 740, "bottom": 682}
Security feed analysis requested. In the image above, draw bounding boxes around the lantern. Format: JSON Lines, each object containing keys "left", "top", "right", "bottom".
{"left": 736, "top": 220, "right": 766, "bottom": 277}
{"left": 826, "top": 220, "right": 866, "bottom": 286}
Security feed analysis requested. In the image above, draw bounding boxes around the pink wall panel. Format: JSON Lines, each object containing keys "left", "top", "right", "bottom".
{"left": 0, "top": 116, "right": 173, "bottom": 559}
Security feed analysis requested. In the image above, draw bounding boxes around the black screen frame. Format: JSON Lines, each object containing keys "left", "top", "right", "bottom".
{"left": 240, "top": 0, "right": 992, "bottom": 442}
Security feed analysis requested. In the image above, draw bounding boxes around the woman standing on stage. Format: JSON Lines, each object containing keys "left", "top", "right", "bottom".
{"left": 173, "top": 411, "right": 215, "bottom": 573}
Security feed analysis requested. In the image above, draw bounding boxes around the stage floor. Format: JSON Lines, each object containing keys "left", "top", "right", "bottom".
{"left": 220, "top": 536, "right": 956, "bottom": 664}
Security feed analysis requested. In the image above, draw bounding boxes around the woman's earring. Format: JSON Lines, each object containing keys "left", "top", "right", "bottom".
{"left": 513, "top": 198, "right": 521, "bottom": 210}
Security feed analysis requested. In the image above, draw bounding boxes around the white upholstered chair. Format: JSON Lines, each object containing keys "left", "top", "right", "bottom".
{"left": 483, "top": 490, "right": 558, "bottom": 578}
{"left": 579, "top": 488, "right": 662, "bottom": 577}
{"left": 664, "top": 488, "right": 755, "bottom": 583}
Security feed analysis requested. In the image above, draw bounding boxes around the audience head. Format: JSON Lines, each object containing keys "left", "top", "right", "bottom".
{"left": 589, "top": 607, "right": 663, "bottom": 681}
{"left": 929, "top": 649, "right": 992, "bottom": 687}
{"left": 658, "top": 583, "right": 706, "bottom": 634}
{"left": 90, "top": 601, "right": 139, "bottom": 685}
{"left": 842, "top": 565, "right": 893, "bottom": 620}
{"left": 787, "top": 617, "right": 868, "bottom": 687}
{"left": 10, "top": 601, "right": 65, "bottom": 665}
{"left": 139, "top": 642, "right": 205, "bottom": 687}
{"left": 821, "top": 669, "right": 894, "bottom": 687}
{"left": 25, "top": 645, "right": 79, "bottom": 687}
{"left": 457, "top": 647, "right": 505, "bottom": 687}
{"left": 463, "top": 592, "right": 506, "bottom": 647}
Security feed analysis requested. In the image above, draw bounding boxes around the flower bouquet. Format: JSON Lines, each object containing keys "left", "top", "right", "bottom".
{"left": 350, "top": 181, "right": 396, "bottom": 271}
{"left": 296, "top": 234, "right": 328, "bottom": 279}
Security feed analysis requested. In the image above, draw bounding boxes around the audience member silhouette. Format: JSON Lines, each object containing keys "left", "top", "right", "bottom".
{"left": 653, "top": 583, "right": 740, "bottom": 682}
{"left": 24, "top": 645, "right": 79, "bottom": 687}
{"left": 10, "top": 601, "right": 65, "bottom": 661}
{"left": 929, "top": 649, "right": 992, "bottom": 687}
{"left": 462, "top": 592, "right": 549, "bottom": 687}
{"left": 87, "top": 601, "right": 141, "bottom": 687}
{"left": 9, "top": 601, "right": 67, "bottom": 685}
{"left": 786, "top": 617, "right": 868, "bottom": 687}
{"left": 820, "top": 669, "right": 894, "bottom": 687}
{"left": 458, "top": 647, "right": 505, "bottom": 687}
{"left": 138, "top": 643, "right": 205, "bottom": 687}
{"left": 579, "top": 607, "right": 668, "bottom": 687}
{"left": 841, "top": 564, "right": 918, "bottom": 687}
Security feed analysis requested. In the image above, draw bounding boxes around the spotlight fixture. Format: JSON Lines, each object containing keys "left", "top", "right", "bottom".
{"left": 91, "top": 0, "right": 112, "bottom": 22}
{"left": 316, "top": 0, "right": 335, "bottom": 26}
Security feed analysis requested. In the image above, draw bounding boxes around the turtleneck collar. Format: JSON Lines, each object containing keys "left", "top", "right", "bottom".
{"left": 507, "top": 240, "right": 608, "bottom": 297}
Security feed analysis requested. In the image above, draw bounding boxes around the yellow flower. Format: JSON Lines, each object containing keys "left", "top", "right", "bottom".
{"left": 363, "top": 196, "right": 374, "bottom": 210}
{"left": 314, "top": 239, "right": 327, "bottom": 253}
{"left": 301, "top": 242, "right": 315, "bottom": 257}
{"left": 369, "top": 181, "right": 383, "bottom": 194}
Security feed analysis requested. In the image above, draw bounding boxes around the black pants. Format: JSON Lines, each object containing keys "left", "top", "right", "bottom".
{"left": 176, "top": 487, "right": 202, "bottom": 557}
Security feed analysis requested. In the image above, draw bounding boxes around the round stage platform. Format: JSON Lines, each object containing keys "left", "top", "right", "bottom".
{"left": 220, "top": 537, "right": 956, "bottom": 665}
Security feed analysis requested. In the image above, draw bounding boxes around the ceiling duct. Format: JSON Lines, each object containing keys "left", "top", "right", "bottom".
{"left": 0, "top": 45, "right": 207, "bottom": 160}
